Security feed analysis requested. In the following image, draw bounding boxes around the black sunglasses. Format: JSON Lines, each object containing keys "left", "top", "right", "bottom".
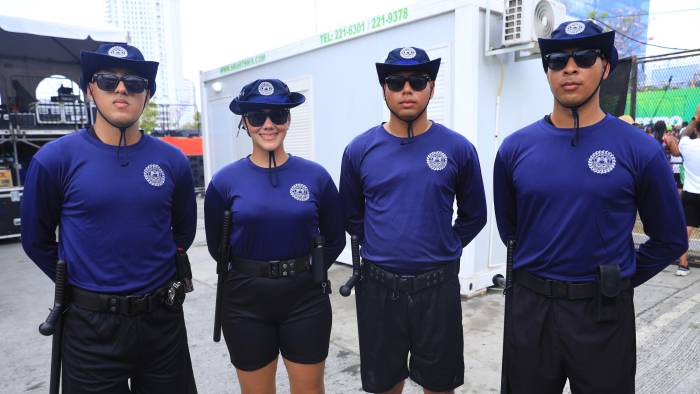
{"left": 384, "top": 74, "right": 431, "bottom": 92}
{"left": 545, "top": 49, "right": 603, "bottom": 71}
{"left": 244, "top": 110, "right": 290, "bottom": 127}
{"left": 92, "top": 73, "right": 149, "bottom": 94}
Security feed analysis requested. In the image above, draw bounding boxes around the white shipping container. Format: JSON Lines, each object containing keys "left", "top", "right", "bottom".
{"left": 200, "top": 0, "right": 556, "bottom": 296}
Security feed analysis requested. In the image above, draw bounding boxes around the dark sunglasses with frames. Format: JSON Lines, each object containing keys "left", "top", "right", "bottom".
{"left": 384, "top": 74, "right": 431, "bottom": 92}
{"left": 544, "top": 49, "right": 603, "bottom": 71}
{"left": 244, "top": 110, "right": 290, "bottom": 127}
{"left": 91, "top": 73, "right": 149, "bottom": 94}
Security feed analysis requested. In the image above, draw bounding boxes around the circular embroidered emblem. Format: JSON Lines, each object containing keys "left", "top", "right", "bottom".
{"left": 565, "top": 22, "right": 586, "bottom": 35}
{"left": 588, "top": 150, "right": 616, "bottom": 174}
{"left": 107, "top": 46, "right": 129, "bottom": 58}
{"left": 258, "top": 81, "right": 274, "bottom": 96}
{"left": 426, "top": 151, "right": 448, "bottom": 171}
{"left": 399, "top": 47, "right": 417, "bottom": 59}
{"left": 144, "top": 164, "right": 166, "bottom": 187}
{"left": 289, "top": 183, "right": 310, "bottom": 201}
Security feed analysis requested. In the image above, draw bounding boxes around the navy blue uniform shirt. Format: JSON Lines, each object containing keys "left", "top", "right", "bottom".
{"left": 21, "top": 129, "right": 197, "bottom": 295}
{"left": 340, "top": 122, "right": 487, "bottom": 274}
{"left": 494, "top": 114, "right": 687, "bottom": 286}
{"left": 204, "top": 155, "right": 345, "bottom": 267}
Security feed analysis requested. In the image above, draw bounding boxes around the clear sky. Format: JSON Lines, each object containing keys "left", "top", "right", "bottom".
{"left": 2, "top": 0, "right": 698, "bottom": 102}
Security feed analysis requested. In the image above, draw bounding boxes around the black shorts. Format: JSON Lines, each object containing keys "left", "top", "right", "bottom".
{"left": 62, "top": 301, "right": 197, "bottom": 393}
{"left": 503, "top": 279, "right": 636, "bottom": 394}
{"left": 221, "top": 269, "right": 331, "bottom": 371}
{"left": 682, "top": 191, "right": 700, "bottom": 227}
{"left": 355, "top": 263, "right": 464, "bottom": 393}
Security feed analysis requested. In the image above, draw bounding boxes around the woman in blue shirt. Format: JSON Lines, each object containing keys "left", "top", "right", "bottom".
{"left": 204, "top": 79, "right": 345, "bottom": 393}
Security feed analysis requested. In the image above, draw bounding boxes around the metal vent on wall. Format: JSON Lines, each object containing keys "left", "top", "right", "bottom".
{"left": 503, "top": 0, "right": 524, "bottom": 43}
{"left": 502, "top": 0, "right": 566, "bottom": 47}
{"left": 533, "top": 0, "right": 559, "bottom": 39}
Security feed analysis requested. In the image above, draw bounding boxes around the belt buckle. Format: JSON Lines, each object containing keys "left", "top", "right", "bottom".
{"left": 397, "top": 276, "right": 414, "bottom": 293}
{"left": 279, "top": 261, "right": 293, "bottom": 277}
{"left": 108, "top": 296, "right": 120, "bottom": 313}
{"left": 269, "top": 261, "right": 281, "bottom": 278}
{"left": 548, "top": 280, "right": 568, "bottom": 298}
{"left": 124, "top": 295, "right": 148, "bottom": 315}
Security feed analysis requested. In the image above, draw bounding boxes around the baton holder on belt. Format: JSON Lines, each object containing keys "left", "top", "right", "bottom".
{"left": 312, "top": 235, "right": 331, "bottom": 295}
{"left": 595, "top": 264, "right": 623, "bottom": 322}
{"left": 176, "top": 249, "right": 194, "bottom": 293}
{"left": 340, "top": 235, "right": 362, "bottom": 297}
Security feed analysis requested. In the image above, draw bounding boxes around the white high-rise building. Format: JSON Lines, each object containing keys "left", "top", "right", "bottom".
{"left": 105, "top": 0, "right": 187, "bottom": 108}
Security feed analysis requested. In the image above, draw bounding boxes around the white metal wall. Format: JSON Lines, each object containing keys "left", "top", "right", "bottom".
{"left": 201, "top": 2, "right": 550, "bottom": 295}
{"left": 285, "top": 76, "right": 314, "bottom": 160}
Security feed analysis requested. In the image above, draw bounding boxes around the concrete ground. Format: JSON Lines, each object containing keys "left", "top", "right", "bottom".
{"left": 2, "top": 199, "right": 699, "bottom": 393}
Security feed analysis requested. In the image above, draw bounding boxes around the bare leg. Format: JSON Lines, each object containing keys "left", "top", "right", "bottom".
{"left": 380, "top": 380, "right": 405, "bottom": 394}
{"left": 424, "top": 389, "right": 454, "bottom": 394}
{"left": 679, "top": 226, "right": 694, "bottom": 269}
{"left": 236, "top": 358, "right": 278, "bottom": 394}
{"left": 283, "top": 358, "right": 325, "bottom": 394}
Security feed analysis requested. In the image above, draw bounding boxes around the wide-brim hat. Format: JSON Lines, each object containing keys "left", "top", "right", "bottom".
{"left": 537, "top": 20, "right": 618, "bottom": 73}
{"left": 229, "top": 79, "right": 305, "bottom": 114}
{"left": 80, "top": 43, "right": 159, "bottom": 95}
{"left": 375, "top": 47, "right": 441, "bottom": 85}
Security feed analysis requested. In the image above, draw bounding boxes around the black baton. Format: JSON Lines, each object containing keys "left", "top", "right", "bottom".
{"left": 213, "top": 210, "right": 231, "bottom": 342}
{"left": 312, "top": 235, "right": 331, "bottom": 294}
{"left": 492, "top": 239, "right": 516, "bottom": 394}
{"left": 340, "top": 235, "right": 361, "bottom": 297}
{"left": 39, "top": 260, "right": 67, "bottom": 394}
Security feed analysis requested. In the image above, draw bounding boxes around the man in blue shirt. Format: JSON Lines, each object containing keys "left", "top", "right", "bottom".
{"left": 340, "top": 47, "right": 487, "bottom": 393}
{"left": 21, "top": 43, "right": 197, "bottom": 393}
{"left": 493, "top": 21, "right": 687, "bottom": 393}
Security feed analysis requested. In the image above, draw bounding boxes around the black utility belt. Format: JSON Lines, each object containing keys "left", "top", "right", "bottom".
{"left": 70, "top": 281, "right": 183, "bottom": 316}
{"left": 362, "top": 260, "right": 460, "bottom": 294}
{"left": 231, "top": 256, "right": 311, "bottom": 278}
{"left": 514, "top": 270, "right": 631, "bottom": 300}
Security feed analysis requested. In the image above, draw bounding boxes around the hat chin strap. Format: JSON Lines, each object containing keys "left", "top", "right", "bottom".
{"left": 267, "top": 151, "right": 279, "bottom": 188}
{"left": 553, "top": 65, "right": 607, "bottom": 147}
{"left": 90, "top": 86, "right": 149, "bottom": 166}
{"left": 239, "top": 118, "right": 281, "bottom": 188}
{"left": 383, "top": 86, "right": 433, "bottom": 143}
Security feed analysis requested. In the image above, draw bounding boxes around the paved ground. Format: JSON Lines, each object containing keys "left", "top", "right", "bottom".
{"left": 2, "top": 199, "right": 699, "bottom": 393}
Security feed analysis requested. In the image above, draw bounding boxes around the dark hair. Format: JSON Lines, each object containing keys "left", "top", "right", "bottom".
{"left": 653, "top": 120, "right": 667, "bottom": 133}
{"left": 652, "top": 120, "right": 666, "bottom": 145}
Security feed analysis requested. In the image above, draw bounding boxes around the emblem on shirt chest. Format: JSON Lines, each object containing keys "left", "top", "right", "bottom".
{"left": 289, "top": 183, "right": 310, "bottom": 201}
{"left": 587, "top": 150, "right": 616, "bottom": 175}
{"left": 426, "top": 151, "right": 448, "bottom": 171}
{"left": 144, "top": 164, "right": 166, "bottom": 187}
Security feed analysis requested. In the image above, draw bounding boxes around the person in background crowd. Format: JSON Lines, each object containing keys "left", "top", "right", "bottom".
{"left": 666, "top": 106, "right": 700, "bottom": 276}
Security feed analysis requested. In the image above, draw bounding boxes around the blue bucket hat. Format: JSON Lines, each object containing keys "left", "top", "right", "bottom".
{"left": 229, "top": 79, "right": 305, "bottom": 114}
{"left": 80, "top": 43, "right": 159, "bottom": 95}
{"left": 537, "top": 20, "right": 618, "bottom": 73}
{"left": 375, "top": 47, "right": 441, "bottom": 85}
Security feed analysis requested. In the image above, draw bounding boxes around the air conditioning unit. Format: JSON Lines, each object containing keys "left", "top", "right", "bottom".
{"left": 502, "top": 0, "right": 566, "bottom": 47}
